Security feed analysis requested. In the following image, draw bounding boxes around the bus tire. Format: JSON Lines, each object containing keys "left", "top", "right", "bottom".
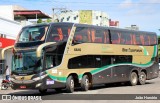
{"left": 81, "top": 75, "right": 90, "bottom": 91}
{"left": 138, "top": 71, "right": 146, "bottom": 85}
{"left": 39, "top": 89, "right": 47, "bottom": 94}
{"left": 129, "top": 72, "right": 138, "bottom": 86}
{"left": 66, "top": 76, "right": 74, "bottom": 93}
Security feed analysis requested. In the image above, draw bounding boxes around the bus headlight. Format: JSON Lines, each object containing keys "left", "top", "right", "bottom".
{"left": 36, "top": 83, "right": 42, "bottom": 87}
{"left": 33, "top": 74, "right": 47, "bottom": 81}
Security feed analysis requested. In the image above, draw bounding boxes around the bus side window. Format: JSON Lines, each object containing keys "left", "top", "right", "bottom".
{"left": 111, "top": 31, "right": 120, "bottom": 44}
{"left": 144, "top": 35, "right": 149, "bottom": 45}
{"left": 150, "top": 35, "right": 156, "bottom": 45}
{"left": 132, "top": 34, "right": 136, "bottom": 45}
{"left": 68, "top": 28, "right": 71, "bottom": 36}
{"left": 68, "top": 56, "right": 88, "bottom": 69}
{"left": 73, "top": 34, "right": 83, "bottom": 44}
{"left": 140, "top": 34, "right": 144, "bottom": 45}
{"left": 87, "top": 29, "right": 91, "bottom": 42}
{"left": 154, "top": 35, "right": 157, "bottom": 44}
{"left": 57, "top": 28, "right": 63, "bottom": 40}
{"left": 125, "top": 33, "right": 132, "bottom": 45}
{"left": 91, "top": 29, "right": 95, "bottom": 42}
{"left": 120, "top": 32, "right": 126, "bottom": 44}
{"left": 94, "top": 29, "right": 103, "bottom": 43}
{"left": 132, "top": 33, "right": 141, "bottom": 45}
{"left": 103, "top": 31, "right": 110, "bottom": 44}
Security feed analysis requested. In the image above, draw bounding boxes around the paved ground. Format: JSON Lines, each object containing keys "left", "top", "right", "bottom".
{"left": 0, "top": 76, "right": 160, "bottom": 103}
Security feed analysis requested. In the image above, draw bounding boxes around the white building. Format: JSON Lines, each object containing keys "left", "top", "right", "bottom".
{"left": 0, "top": 6, "right": 23, "bottom": 74}
{"left": 126, "top": 25, "right": 139, "bottom": 31}
{"left": 0, "top": 5, "right": 51, "bottom": 74}
{"left": 57, "top": 10, "right": 109, "bottom": 27}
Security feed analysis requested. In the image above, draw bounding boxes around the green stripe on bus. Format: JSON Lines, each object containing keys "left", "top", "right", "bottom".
{"left": 46, "top": 46, "right": 156, "bottom": 82}
{"left": 46, "top": 72, "right": 67, "bottom": 82}
{"left": 152, "top": 45, "right": 157, "bottom": 57}
{"left": 46, "top": 61, "right": 153, "bottom": 82}
{"left": 90, "top": 62, "right": 153, "bottom": 75}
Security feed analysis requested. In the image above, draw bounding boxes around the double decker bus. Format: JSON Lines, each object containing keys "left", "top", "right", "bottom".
{"left": 2, "top": 22, "right": 158, "bottom": 93}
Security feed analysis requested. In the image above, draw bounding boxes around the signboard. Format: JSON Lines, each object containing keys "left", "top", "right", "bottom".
{"left": 79, "top": 10, "right": 92, "bottom": 24}
{"left": 0, "top": 38, "right": 15, "bottom": 48}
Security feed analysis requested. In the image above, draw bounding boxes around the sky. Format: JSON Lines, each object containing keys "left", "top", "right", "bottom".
{"left": 0, "top": 0, "right": 160, "bottom": 35}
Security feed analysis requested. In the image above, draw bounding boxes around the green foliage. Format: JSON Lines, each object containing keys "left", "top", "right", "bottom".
{"left": 158, "top": 36, "right": 160, "bottom": 56}
{"left": 37, "top": 19, "right": 42, "bottom": 23}
{"left": 46, "top": 19, "right": 52, "bottom": 23}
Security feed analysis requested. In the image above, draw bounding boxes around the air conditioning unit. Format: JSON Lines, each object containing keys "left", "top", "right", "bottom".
{"left": 0, "top": 34, "right": 6, "bottom": 38}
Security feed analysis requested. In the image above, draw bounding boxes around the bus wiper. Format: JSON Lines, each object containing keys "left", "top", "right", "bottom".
{"left": 28, "top": 56, "right": 36, "bottom": 64}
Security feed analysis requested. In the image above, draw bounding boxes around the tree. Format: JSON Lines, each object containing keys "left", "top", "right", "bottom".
{"left": 158, "top": 36, "right": 160, "bottom": 56}
{"left": 37, "top": 19, "right": 42, "bottom": 23}
{"left": 46, "top": 19, "right": 52, "bottom": 23}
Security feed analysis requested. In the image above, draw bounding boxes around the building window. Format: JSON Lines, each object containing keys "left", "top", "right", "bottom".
{"left": 0, "top": 34, "right": 6, "bottom": 38}
{"left": 61, "top": 17, "right": 64, "bottom": 22}
{"left": 96, "top": 16, "right": 98, "bottom": 20}
{"left": 74, "top": 17, "right": 76, "bottom": 20}
{"left": 67, "top": 16, "right": 70, "bottom": 21}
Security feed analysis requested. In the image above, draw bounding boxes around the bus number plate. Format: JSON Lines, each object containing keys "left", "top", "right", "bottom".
{"left": 20, "top": 85, "right": 26, "bottom": 89}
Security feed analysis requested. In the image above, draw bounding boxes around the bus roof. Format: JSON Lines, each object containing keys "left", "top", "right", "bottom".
{"left": 74, "top": 23, "right": 156, "bottom": 35}
{"left": 23, "top": 22, "right": 156, "bottom": 35}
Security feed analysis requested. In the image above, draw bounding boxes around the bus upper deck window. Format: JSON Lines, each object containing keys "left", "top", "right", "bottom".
{"left": 53, "top": 36, "right": 60, "bottom": 42}
{"left": 73, "top": 34, "right": 83, "bottom": 44}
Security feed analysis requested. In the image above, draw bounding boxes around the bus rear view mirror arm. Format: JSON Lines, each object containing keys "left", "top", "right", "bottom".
{"left": 1, "top": 45, "right": 14, "bottom": 60}
{"left": 36, "top": 42, "right": 56, "bottom": 57}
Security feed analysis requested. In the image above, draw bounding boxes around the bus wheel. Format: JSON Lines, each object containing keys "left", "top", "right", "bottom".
{"left": 39, "top": 89, "right": 47, "bottom": 94}
{"left": 129, "top": 72, "right": 138, "bottom": 86}
{"left": 81, "top": 75, "right": 90, "bottom": 91}
{"left": 138, "top": 72, "right": 146, "bottom": 85}
{"left": 66, "top": 76, "right": 74, "bottom": 93}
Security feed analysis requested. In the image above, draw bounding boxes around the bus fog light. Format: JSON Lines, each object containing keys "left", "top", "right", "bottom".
{"left": 33, "top": 77, "right": 41, "bottom": 81}
{"left": 36, "top": 83, "right": 42, "bottom": 87}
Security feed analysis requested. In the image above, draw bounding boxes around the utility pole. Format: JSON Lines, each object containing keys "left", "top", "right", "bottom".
{"left": 52, "top": 8, "right": 67, "bottom": 22}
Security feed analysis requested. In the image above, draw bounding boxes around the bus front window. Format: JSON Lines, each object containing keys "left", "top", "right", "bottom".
{"left": 12, "top": 52, "right": 42, "bottom": 75}
{"left": 18, "top": 26, "right": 48, "bottom": 42}
{"left": 46, "top": 24, "right": 73, "bottom": 42}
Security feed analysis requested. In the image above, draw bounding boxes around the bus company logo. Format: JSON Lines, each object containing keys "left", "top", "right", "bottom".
{"left": 2, "top": 95, "right": 11, "bottom": 100}
{"left": 122, "top": 48, "right": 142, "bottom": 52}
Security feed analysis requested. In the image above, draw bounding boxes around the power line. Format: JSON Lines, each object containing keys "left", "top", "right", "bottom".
{"left": 50, "top": 1, "right": 160, "bottom": 5}
{"left": 2, "top": 0, "right": 160, "bottom": 5}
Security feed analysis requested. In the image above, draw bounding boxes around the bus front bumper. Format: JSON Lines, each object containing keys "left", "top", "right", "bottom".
{"left": 11, "top": 80, "right": 43, "bottom": 90}
{"left": 11, "top": 79, "right": 66, "bottom": 90}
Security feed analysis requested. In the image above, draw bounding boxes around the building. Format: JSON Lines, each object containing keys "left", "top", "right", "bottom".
{"left": 0, "top": 5, "right": 51, "bottom": 74}
{"left": 56, "top": 10, "right": 109, "bottom": 27}
{"left": 109, "top": 19, "right": 119, "bottom": 27}
{"left": 125, "top": 25, "right": 139, "bottom": 31}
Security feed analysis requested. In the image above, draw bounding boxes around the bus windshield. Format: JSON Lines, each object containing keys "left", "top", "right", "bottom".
{"left": 12, "top": 52, "right": 42, "bottom": 75}
{"left": 18, "top": 25, "right": 48, "bottom": 42}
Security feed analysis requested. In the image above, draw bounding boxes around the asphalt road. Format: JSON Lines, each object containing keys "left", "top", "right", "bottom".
{"left": 0, "top": 77, "right": 160, "bottom": 103}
